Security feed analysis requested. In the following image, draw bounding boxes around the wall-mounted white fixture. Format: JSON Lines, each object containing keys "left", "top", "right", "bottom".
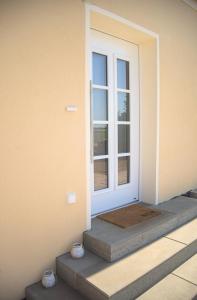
{"left": 67, "top": 192, "right": 76, "bottom": 204}
{"left": 66, "top": 105, "right": 78, "bottom": 112}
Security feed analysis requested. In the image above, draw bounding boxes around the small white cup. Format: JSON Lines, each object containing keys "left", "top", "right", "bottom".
{"left": 42, "top": 270, "right": 56, "bottom": 288}
{"left": 70, "top": 242, "right": 85, "bottom": 259}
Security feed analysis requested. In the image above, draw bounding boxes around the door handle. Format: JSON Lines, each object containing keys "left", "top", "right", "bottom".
{"left": 90, "top": 80, "right": 93, "bottom": 164}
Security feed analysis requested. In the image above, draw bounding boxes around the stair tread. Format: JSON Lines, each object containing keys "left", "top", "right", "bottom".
{"left": 57, "top": 250, "right": 103, "bottom": 275}
{"left": 86, "top": 209, "right": 175, "bottom": 243}
{"left": 166, "top": 218, "right": 197, "bottom": 244}
{"left": 86, "top": 196, "right": 197, "bottom": 243}
{"left": 136, "top": 273, "right": 197, "bottom": 300}
{"left": 70, "top": 237, "right": 185, "bottom": 296}
{"left": 26, "top": 278, "right": 87, "bottom": 300}
{"left": 173, "top": 254, "right": 197, "bottom": 286}
{"left": 158, "top": 196, "right": 197, "bottom": 214}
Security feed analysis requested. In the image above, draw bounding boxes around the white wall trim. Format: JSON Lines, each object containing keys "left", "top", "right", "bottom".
{"left": 85, "top": 4, "right": 91, "bottom": 230}
{"left": 155, "top": 37, "right": 160, "bottom": 205}
{"left": 85, "top": 3, "right": 160, "bottom": 229}
{"left": 85, "top": 3, "right": 159, "bottom": 39}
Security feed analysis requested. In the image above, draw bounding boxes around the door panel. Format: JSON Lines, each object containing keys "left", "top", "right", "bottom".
{"left": 91, "top": 30, "right": 139, "bottom": 215}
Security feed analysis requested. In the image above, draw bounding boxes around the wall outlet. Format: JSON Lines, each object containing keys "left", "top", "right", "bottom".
{"left": 67, "top": 192, "right": 76, "bottom": 204}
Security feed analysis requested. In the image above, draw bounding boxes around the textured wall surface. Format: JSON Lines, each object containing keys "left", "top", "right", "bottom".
{"left": 0, "top": 1, "right": 86, "bottom": 299}
{"left": 0, "top": 0, "right": 196, "bottom": 299}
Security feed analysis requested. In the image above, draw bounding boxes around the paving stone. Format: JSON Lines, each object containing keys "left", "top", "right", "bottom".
{"left": 166, "top": 219, "right": 197, "bottom": 244}
{"left": 136, "top": 274, "right": 197, "bottom": 300}
{"left": 173, "top": 254, "right": 197, "bottom": 285}
{"left": 79, "top": 238, "right": 185, "bottom": 297}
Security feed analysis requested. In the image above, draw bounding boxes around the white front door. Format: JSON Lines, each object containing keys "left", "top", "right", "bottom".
{"left": 90, "top": 30, "right": 139, "bottom": 215}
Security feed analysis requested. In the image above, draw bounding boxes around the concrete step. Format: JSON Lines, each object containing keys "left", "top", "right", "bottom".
{"left": 137, "top": 253, "right": 197, "bottom": 299}
{"left": 189, "top": 189, "right": 197, "bottom": 199}
{"left": 56, "top": 219, "right": 197, "bottom": 300}
{"left": 83, "top": 196, "right": 197, "bottom": 262}
{"left": 26, "top": 277, "right": 87, "bottom": 300}
{"left": 137, "top": 274, "right": 197, "bottom": 300}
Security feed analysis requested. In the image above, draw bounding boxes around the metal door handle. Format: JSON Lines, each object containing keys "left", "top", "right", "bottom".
{"left": 90, "top": 80, "right": 93, "bottom": 163}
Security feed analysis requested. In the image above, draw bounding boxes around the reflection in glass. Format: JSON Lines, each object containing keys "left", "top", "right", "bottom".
{"left": 118, "top": 125, "right": 130, "bottom": 153}
{"left": 94, "top": 125, "right": 108, "bottom": 156}
{"left": 118, "top": 92, "right": 130, "bottom": 121}
{"left": 117, "top": 59, "right": 129, "bottom": 89}
{"left": 118, "top": 157, "right": 130, "bottom": 185}
{"left": 93, "top": 89, "right": 108, "bottom": 121}
{"left": 94, "top": 159, "right": 108, "bottom": 191}
{"left": 93, "top": 53, "right": 107, "bottom": 86}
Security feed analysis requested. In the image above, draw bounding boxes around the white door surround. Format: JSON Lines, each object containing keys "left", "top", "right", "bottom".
{"left": 85, "top": 4, "right": 160, "bottom": 229}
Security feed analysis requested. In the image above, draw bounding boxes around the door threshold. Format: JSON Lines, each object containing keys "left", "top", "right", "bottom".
{"left": 91, "top": 199, "right": 141, "bottom": 218}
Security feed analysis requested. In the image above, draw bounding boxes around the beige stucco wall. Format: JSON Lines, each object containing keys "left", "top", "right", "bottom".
{"left": 0, "top": 0, "right": 196, "bottom": 299}
{"left": 0, "top": 1, "right": 86, "bottom": 299}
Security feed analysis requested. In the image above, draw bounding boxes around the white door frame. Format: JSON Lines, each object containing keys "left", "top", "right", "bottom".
{"left": 90, "top": 30, "right": 140, "bottom": 215}
{"left": 85, "top": 3, "right": 160, "bottom": 230}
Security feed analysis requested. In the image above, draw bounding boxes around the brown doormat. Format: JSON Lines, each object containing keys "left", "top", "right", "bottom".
{"left": 98, "top": 204, "right": 161, "bottom": 228}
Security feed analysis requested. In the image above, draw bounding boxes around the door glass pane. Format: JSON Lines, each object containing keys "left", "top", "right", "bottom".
{"left": 94, "top": 125, "right": 108, "bottom": 156}
{"left": 93, "top": 89, "right": 108, "bottom": 121}
{"left": 118, "top": 156, "right": 130, "bottom": 185}
{"left": 93, "top": 53, "right": 107, "bottom": 86}
{"left": 118, "top": 92, "right": 130, "bottom": 121}
{"left": 94, "top": 159, "right": 108, "bottom": 191}
{"left": 117, "top": 59, "right": 129, "bottom": 89}
{"left": 118, "top": 125, "right": 130, "bottom": 153}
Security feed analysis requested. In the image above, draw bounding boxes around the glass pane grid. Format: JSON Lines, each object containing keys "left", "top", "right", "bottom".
{"left": 93, "top": 88, "right": 108, "bottom": 122}
{"left": 118, "top": 124, "right": 130, "bottom": 153}
{"left": 118, "top": 156, "right": 130, "bottom": 186}
{"left": 117, "top": 59, "right": 129, "bottom": 90}
{"left": 116, "top": 57, "right": 131, "bottom": 187}
{"left": 118, "top": 91, "right": 130, "bottom": 122}
{"left": 94, "top": 159, "right": 108, "bottom": 191}
{"left": 93, "top": 52, "right": 107, "bottom": 86}
{"left": 94, "top": 125, "right": 108, "bottom": 156}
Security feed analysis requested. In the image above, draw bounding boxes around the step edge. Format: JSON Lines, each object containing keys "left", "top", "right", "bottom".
{"left": 111, "top": 239, "right": 197, "bottom": 299}
{"left": 84, "top": 212, "right": 197, "bottom": 262}
{"left": 75, "top": 239, "right": 197, "bottom": 300}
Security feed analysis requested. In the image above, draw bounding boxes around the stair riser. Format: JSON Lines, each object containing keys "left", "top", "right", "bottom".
{"left": 189, "top": 191, "right": 197, "bottom": 199}
{"left": 84, "top": 209, "right": 197, "bottom": 262}
{"left": 110, "top": 217, "right": 178, "bottom": 262}
{"left": 56, "top": 259, "right": 77, "bottom": 290}
{"left": 26, "top": 290, "right": 34, "bottom": 300}
{"left": 76, "top": 239, "right": 197, "bottom": 300}
{"left": 83, "top": 234, "right": 110, "bottom": 262}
